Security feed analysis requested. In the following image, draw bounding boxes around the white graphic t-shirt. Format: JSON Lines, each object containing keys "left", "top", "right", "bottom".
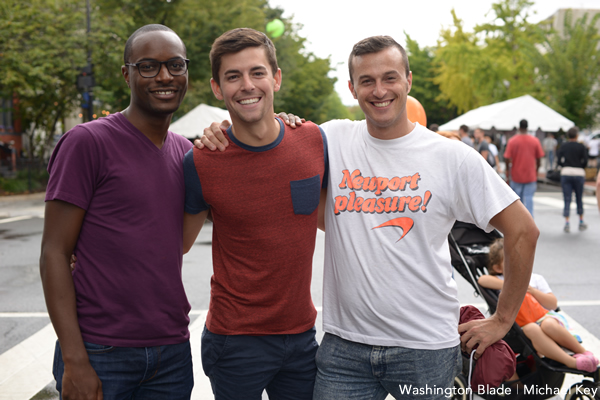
{"left": 321, "top": 120, "right": 518, "bottom": 349}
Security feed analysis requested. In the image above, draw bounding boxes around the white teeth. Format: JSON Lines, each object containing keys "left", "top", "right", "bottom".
{"left": 373, "top": 101, "right": 391, "bottom": 107}
{"left": 155, "top": 91, "right": 173, "bottom": 95}
{"left": 239, "top": 98, "right": 259, "bottom": 105}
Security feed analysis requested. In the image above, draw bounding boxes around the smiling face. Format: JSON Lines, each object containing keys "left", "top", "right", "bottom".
{"left": 122, "top": 31, "right": 187, "bottom": 119}
{"left": 349, "top": 47, "right": 413, "bottom": 139}
{"left": 210, "top": 46, "right": 281, "bottom": 127}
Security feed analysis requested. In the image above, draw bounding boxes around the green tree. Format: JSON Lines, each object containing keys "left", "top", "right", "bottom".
{"left": 0, "top": 0, "right": 87, "bottom": 161}
{"left": 320, "top": 91, "right": 352, "bottom": 122}
{"left": 434, "top": 0, "right": 542, "bottom": 113}
{"left": 347, "top": 105, "right": 365, "bottom": 121}
{"left": 404, "top": 34, "right": 457, "bottom": 126}
{"left": 1, "top": 0, "right": 339, "bottom": 159}
{"left": 474, "top": 0, "right": 541, "bottom": 101}
{"left": 533, "top": 10, "right": 600, "bottom": 128}
{"left": 434, "top": 10, "right": 484, "bottom": 113}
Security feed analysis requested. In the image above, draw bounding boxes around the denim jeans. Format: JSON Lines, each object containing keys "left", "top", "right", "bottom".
{"left": 561, "top": 175, "right": 585, "bottom": 217}
{"left": 509, "top": 181, "right": 537, "bottom": 217}
{"left": 313, "top": 333, "right": 462, "bottom": 400}
{"left": 546, "top": 151, "right": 555, "bottom": 170}
{"left": 53, "top": 340, "right": 193, "bottom": 400}
{"left": 201, "top": 325, "right": 318, "bottom": 400}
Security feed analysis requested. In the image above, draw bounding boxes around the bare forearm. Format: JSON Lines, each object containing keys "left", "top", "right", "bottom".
{"left": 317, "top": 189, "right": 327, "bottom": 231}
{"left": 529, "top": 288, "right": 558, "bottom": 310}
{"left": 477, "top": 275, "right": 504, "bottom": 290}
{"left": 40, "top": 251, "right": 88, "bottom": 364}
{"left": 489, "top": 201, "right": 539, "bottom": 327}
{"left": 183, "top": 210, "right": 209, "bottom": 253}
{"left": 496, "top": 226, "right": 537, "bottom": 326}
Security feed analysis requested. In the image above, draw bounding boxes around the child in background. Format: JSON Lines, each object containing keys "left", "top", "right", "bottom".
{"left": 478, "top": 238, "right": 599, "bottom": 373}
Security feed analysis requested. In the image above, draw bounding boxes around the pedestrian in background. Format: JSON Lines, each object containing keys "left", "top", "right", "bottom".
{"left": 485, "top": 132, "right": 501, "bottom": 173}
{"left": 543, "top": 132, "right": 557, "bottom": 171}
{"left": 557, "top": 127, "right": 588, "bottom": 233}
{"left": 504, "top": 119, "right": 545, "bottom": 217}
{"left": 459, "top": 124, "right": 473, "bottom": 147}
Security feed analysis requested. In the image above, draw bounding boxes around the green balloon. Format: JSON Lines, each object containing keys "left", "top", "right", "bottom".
{"left": 266, "top": 19, "right": 285, "bottom": 38}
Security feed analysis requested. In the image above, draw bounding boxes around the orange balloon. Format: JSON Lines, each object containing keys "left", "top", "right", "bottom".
{"left": 406, "top": 95, "right": 427, "bottom": 126}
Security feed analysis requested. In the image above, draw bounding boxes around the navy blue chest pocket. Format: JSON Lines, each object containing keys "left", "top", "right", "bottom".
{"left": 290, "top": 174, "right": 321, "bottom": 215}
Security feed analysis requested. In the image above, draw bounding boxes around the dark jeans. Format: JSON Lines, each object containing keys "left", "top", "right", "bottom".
{"left": 53, "top": 340, "right": 193, "bottom": 400}
{"left": 201, "top": 325, "right": 318, "bottom": 400}
{"left": 560, "top": 175, "right": 585, "bottom": 217}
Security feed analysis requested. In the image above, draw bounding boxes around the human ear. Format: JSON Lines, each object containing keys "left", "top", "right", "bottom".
{"left": 210, "top": 78, "right": 224, "bottom": 101}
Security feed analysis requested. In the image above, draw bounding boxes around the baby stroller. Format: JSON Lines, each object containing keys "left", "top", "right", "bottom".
{"left": 449, "top": 221, "right": 600, "bottom": 400}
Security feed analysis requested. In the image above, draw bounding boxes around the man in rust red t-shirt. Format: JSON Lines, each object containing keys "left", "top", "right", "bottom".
{"left": 182, "top": 28, "right": 328, "bottom": 399}
{"left": 504, "top": 119, "right": 544, "bottom": 216}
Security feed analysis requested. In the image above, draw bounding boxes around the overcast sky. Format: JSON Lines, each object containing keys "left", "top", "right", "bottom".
{"left": 268, "top": 0, "right": 600, "bottom": 106}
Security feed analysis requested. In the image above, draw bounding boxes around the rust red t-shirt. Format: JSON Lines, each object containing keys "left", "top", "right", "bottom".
{"left": 184, "top": 119, "right": 327, "bottom": 335}
{"left": 46, "top": 112, "right": 192, "bottom": 347}
{"left": 504, "top": 133, "right": 544, "bottom": 183}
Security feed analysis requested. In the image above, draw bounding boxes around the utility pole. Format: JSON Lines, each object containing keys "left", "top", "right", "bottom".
{"left": 77, "top": 0, "right": 95, "bottom": 121}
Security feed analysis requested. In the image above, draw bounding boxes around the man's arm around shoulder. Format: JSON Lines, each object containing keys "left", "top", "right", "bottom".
{"left": 40, "top": 200, "right": 103, "bottom": 400}
{"left": 458, "top": 200, "right": 538, "bottom": 358}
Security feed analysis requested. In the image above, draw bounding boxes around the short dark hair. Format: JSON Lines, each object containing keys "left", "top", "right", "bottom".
{"left": 429, "top": 123, "right": 439, "bottom": 132}
{"left": 567, "top": 126, "right": 579, "bottom": 139}
{"left": 348, "top": 36, "right": 410, "bottom": 84}
{"left": 124, "top": 24, "right": 185, "bottom": 64}
{"left": 519, "top": 119, "right": 528, "bottom": 130}
{"left": 210, "top": 28, "right": 278, "bottom": 85}
{"left": 459, "top": 125, "right": 469, "bottom": 134}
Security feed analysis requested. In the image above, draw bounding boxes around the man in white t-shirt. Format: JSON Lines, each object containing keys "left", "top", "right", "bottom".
{"left": 197, "top": 35, "right": 539, "bottom": 400}
{"left": 310, "top": 36, "right": 539, "bottom": 399}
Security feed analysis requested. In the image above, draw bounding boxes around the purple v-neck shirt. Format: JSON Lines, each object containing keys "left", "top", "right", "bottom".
{"left": 46, "top": 112, "right": 193, "bottom": 347}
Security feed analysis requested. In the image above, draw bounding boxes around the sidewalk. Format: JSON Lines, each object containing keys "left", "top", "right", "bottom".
{"left": 0, "top": 192, "right": 45, "bottom": 220}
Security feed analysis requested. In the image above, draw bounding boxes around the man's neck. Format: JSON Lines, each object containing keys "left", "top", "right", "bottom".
{"left": 366, "top": 117, "right": 415, "bottom": 141}
{"left": 230, "top": 117, "right": 280, "bottom": 147}
{"left": 121, "top": 107, "right": 171, "bottom": 148}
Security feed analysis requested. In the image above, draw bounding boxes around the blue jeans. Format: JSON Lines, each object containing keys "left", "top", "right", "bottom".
{"left": 53, "top": 340, "right": 193, "bottom": 400}
{"left": 561, "top": 175, "right": 585, "bottom": 217}
{"left": 510, "top": 181, "right": 537, "bottom": 217}
{"left": 201, "top": 325, "right": 318, "bottom": 400}
{"left": 313, "top": 333, "right": 462, "bottom": 400}
{"left": 546, "top": 150, "right": 554, "bottom": 169}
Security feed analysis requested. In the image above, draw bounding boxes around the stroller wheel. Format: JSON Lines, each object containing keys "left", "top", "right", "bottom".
{"left": 452, "top": 374, "right": 468, "bottom": 400}
{"left": 564, "top": 381, "right": 600, "bottom": 400}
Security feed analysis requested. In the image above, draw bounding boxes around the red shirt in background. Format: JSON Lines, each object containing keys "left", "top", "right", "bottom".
{"left": 504, "top": 133, "right": 544, "bottom": 183}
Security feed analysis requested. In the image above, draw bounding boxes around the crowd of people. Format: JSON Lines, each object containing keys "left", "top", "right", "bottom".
{"left": 38, "top": 22, "right": 597, "bottom": 400}
{"left": 444, "top": 122, "right": 597, "bottom": 232}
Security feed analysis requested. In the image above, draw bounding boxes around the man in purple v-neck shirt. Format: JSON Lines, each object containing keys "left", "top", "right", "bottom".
{"left": 40, "top": 24, "right": 194, "bottom": 399}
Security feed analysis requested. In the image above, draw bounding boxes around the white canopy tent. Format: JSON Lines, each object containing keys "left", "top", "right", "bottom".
{"left": 438, "top": 95, "right": 574, "bottom": 132}
{"left": 169, "top": 103, "right": 230, "bottom": 139}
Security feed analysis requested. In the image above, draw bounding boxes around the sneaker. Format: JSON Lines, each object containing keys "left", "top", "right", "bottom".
{"left": 573, "top": 351, "right": 598, "bottom": 372}
{"left": 575, "top": 354, "right": 596, "bottom": 372}
{"left": 583, "top": 351, "right": 599, "bottom": 366}
{"left": 564, "top": 224, "right": 570, "bottom": 233}
{"left": 579, "top": 222, "right": 588, "bottom": 231}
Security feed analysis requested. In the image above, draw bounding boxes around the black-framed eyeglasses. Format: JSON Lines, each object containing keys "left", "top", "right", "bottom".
{"left": 126, "top": 58, "right": 190, "bottom": 78}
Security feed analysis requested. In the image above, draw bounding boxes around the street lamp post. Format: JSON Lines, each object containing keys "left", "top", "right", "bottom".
{"left": 77, "top": 0, "right": 95, "bottom": 121}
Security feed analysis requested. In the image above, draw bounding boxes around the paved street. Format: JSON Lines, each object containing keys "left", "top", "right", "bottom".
{"left": 0, "top": 183, "right": 599, "bottom": 399}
